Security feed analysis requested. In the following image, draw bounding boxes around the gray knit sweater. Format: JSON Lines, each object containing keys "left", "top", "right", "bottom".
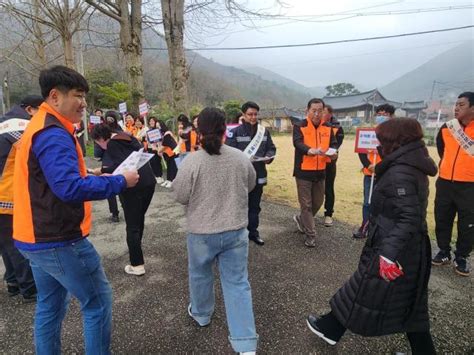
{"left": 173, "top": 144, "right": 256, "bottom": 234}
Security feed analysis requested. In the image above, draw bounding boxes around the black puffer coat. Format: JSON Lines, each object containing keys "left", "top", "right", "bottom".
{"left": 330, "top": 140, "right": 438, "bottom": 336}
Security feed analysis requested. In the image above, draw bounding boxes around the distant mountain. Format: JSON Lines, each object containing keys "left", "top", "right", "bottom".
{"left": 243, "top": 66, "right": 330, "bottom": 98}
{"left": 243, "top": 66, "right": 312, "bottom": 94}
{"left": 187, "top": 57, "right": 311, "bottom": 108}
{"left": 381, "top": 41, "right": 474, "bottom": 102}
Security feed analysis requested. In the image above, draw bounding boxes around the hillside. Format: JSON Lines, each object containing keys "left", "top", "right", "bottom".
{"left": 381, "top": 41, "right": 473, "bottom": 102}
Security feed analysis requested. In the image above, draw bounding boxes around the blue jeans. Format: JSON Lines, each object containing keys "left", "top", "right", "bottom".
{"left": 187, "top": 228, "right": 258, "bottom": 352}
{"left": 362, "top": 175, "right": 372, "bottom": 224}
{"left": 20, "top": 238, "right": 112, "bottom": 355}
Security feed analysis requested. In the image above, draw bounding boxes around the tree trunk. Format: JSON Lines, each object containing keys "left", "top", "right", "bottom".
{"left": 62, "top": 34, "right": 75, "bottom": 69}
{"left": 161, "top": 0, "right": 188, "bottom": 115}
{"left": 32, "top": 0, "right": 47, "bottom": 69}
{"left": 119, "top": 0, "right": 144, "bottom": 113}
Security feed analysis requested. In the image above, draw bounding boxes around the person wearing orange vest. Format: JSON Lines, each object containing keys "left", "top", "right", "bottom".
{"left": 0, "top": 95, "right": 42, "bottom": 303}
{"left": 13, "top": 66, "right": 139, "bottom": 354}
{"left": 177, "top": 114, "right": 198, "bottom": 154}
{"left": 157, "top": 119, "right": 178, "bottom": 188}
{"left": 293, "top": 98, "right": 338, "bottom": 248}
{"left": 432, "top": 92, "right": 474, "bottom": 276}
{"left": 353, "top": 104, "right": 395, "bottom": 239}
{"left": 322, "top": 105, "right": 345, "bottom": 227}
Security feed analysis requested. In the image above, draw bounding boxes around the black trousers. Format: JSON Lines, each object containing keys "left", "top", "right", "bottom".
{"left": 248, "top": 184, "right": 264, "bottom": 239}
{"left": 163, "top": 154, "right": 177, "bottom": 182}
{"left": 77, "top": 135, "right": 86, "bottom": 157}
{"left": 0, "top": 214, "right": 36, "bottom": 295}
{"left": 108, "top": 196, "right": 119, "bottom": 216}
{"left": 434, "top": 178, "right": 474, "bottom": 257}
{"left": 324, "top": 161, "right": 337, "bottom": 217}
{"left": 318, "top": 312, "right": 436, "bottom": 354}
{"left": 148, "top": 151, "right": 163, "bottom": 178}
{"left": 119, "top": 186, "right": 155, "bottom": 266}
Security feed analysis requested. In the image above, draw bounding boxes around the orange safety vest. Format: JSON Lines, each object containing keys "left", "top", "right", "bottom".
{"left": 0, "top": 141, "right": 18, "bottom": 215}
{"left": 362, "top": 151, "right": 382, "bottom": 176}
{"left": 162, "top": 131, "right": 176, "bottom": 157}
{"left": 439, "top": 121, "right": 474, "bottom": 182}
{"left": 13, "top": 103, "right": 91, "bottom": 244}
{"left": 180, "top": 130, "right": 198, "bottom": 153}
{"left": 300, "top": 117, "right": 332, "bottom": 171}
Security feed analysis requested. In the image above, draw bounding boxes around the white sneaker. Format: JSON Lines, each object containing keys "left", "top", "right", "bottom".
{"left": 156, "top": 177, "right": 165, "bottom": 184}
{"left": 239, "top": 352, "right": 256, "bottom": 355}
{"left": 124, "top": 264, "right": 145, "bottom": 276}
{"left": 324, "top": 216, "right": 333, "bottom": 227}
{"left": 164, "top": 181, "right": 172, "bottom": 188}
{"left": 160, "top": 180, "right": 169, "bottom": 187}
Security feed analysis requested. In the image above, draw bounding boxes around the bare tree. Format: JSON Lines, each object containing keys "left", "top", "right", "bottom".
{"left": 1, "top": 0, "right": 87, "bottom": 69}
{"left": 160, "top": 0, "right": 187, "bottom": 114}
{"left": 84, "top": 0, "right": 145, "bottom": 111}
{"left": 157, "top": 0, "right": 283, "bottom": 115}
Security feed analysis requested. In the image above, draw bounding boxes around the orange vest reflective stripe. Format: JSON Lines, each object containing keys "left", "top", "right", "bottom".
{"left": 300, "top": 118, "right": 332, "bottom": 171}
{"left": 13, "top": 103, "right": 91, "bottom": 243}
{"left": 439, "top": 121, "right": 474, "bottom": 182}
{"left": 362, "top": 151, "right": 382, "bottom": 176}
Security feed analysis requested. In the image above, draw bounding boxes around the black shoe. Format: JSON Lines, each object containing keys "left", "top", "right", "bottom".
{"left": 249, "top": 235, "right": 264, "bottom": 246}
{"left": 21, "top": 285, "right": 37, "bottom": 303}
{"left": 110, "top": 214, "right": 119, "bottom": 223}
{"left": 7, "top": 284, "right": 20, "bottom": 297}
{"left": 454, "top": 256, "right": 470, "bottom": 276}
{"left": 22, "top": 292, "right": 37, "bottom": 304}
{"left": 306, "top": 315, "right": 337, "bottom": 346}
{"left": 352, "top": 227, "right": 366, "bottom": 239}
{"left": 432, "top": 250, "right": 451, "bottom": 266}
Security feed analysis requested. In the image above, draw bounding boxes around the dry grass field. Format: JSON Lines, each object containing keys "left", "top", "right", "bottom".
{"left": 264, "top": 134, "right": 440, "bottom": 236}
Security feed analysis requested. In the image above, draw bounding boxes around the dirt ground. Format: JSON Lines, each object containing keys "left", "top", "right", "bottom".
{"left": 0, "top": 155, "right": 473, "bottom": 354}
{"left": 265, "top": 135, "right": 441, "bottom": 236}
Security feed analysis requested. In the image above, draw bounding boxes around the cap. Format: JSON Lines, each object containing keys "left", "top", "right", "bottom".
{"left": 20, "top": 95, "right": 44, "bottom": 108}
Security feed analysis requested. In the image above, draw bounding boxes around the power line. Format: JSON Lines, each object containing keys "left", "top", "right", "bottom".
{"left": 85, "top": 25, "right": 474, "bottom": 52}
{"left": 189, "top": 25, "right": 474, "bottom": 51}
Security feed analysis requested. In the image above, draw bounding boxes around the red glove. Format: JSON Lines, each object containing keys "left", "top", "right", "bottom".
{"left": 379, "top": 256, "right": 404, "bottom": 282}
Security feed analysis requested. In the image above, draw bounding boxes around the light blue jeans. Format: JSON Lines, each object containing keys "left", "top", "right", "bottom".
{"left": 187, "top": 228, "right": 258, "bottom": 353}
{"left": 20, "top": 238, "right": 112, "bottom": 355}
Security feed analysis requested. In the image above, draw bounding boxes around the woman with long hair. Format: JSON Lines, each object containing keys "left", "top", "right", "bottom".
{"left": 157, "top": 119, "right": 178, "bottom": 188}
{"left": 306, "top": 118, "right": 438, "bottom": 354}
{"left": 177, "top": 114, "right": 198, "bottom": 155}
{"left": 173, "top": 107, "right": 258, "bottom": 354}
{"left": 91, "top": 124, "right": 156, "bottom": 276}
{"left": 146, "top": 116, "right": 164, "bottom": 183}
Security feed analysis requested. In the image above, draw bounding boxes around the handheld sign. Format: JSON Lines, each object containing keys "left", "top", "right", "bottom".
{"left": 146, "top": 128, "right": 162, "bottom": 143}
{"left": 139, "top": 102, "right": 149, "bottom": 117}
{"left": 354, "top": 128, "right": 379, "bottom": 154}
{"left": 119, "top": 102, "right": 127, "bottom": 114}
{"left": 89, "top": 115, "right": 102, "bottom": 124}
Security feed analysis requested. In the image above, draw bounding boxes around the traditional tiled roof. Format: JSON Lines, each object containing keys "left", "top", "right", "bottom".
{"left": 323, "top": 89, "right": 401, "bottom": 110}
{"left": 258, "top": 107, "right": 305, "bottom": 121}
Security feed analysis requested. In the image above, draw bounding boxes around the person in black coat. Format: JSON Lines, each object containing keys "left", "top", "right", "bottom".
{"left": 91, "top": 124, "right": 156, "bottom": 276}
{"left": 225, "top": 101, "right": 276, "bottom": 246}
{"left": 307, "top": 118, "right": 438, "bottom": 354}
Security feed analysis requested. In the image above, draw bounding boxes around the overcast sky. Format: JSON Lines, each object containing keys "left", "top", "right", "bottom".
{"left": 186, "top": 0, "right": 474, "bottom": 90}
